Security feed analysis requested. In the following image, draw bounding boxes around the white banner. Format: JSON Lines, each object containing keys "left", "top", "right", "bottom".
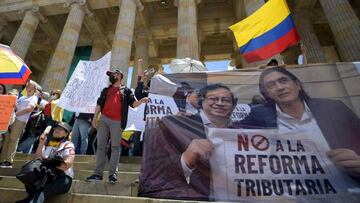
{"left": 57, "top": 52, "right": 111, "bottom": 113}
{"left": 125, "top": 93, "right": 180, "bottom": 132}
{"left": 145, "top": 93, "right": 179, "bottom": 128}
{"left": 125, "top": 103, "right": 146, "bottom": 132}
{"left": 208, "top": 128, "right": 360, "bottom": 202}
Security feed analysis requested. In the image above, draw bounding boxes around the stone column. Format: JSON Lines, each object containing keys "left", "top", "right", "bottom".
{"left": 42, "top": 1, "right": 86, "bottom": 91}
{"left": 131, "top": 30, "right": 149, "bottom": 88}
{"left": 293, "top": 13, "right": 326, "bottom": 63}
{"left": 319, "top": 0, "right": 360, "bottom": 61}
{"left": 240, "top": 0, "right": 283, "bottom": 67}
{"left": 90, "top": 39, "right": 105, "bottom": 60}
{"left": 175, "top": 0, "right": 201, "bottom": 60}
{"left": 0, "top": 19, "right": 7, "bottom": 40}
{"left": 10, "top": 8, "right": 39, "bottom": 60}
{"left": 111, "top": 0, "right": 143, "bottom": 85}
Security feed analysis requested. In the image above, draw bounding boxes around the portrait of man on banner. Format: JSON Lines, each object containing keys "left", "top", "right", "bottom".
{"left": 139, "top": 83, "right": 239, "bottom": 200}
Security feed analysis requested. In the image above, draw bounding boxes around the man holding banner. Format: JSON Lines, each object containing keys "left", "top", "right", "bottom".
{"left": 241, "top": 67, "right": 360, "bottom": 179}
{"left": 139, "top": 83, "right": 238, "bottom": 200}
{"left": 86, "top": 69, "right": 148, "bottom": 184}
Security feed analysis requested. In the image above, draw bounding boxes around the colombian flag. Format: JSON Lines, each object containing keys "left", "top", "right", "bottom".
{"left": 230, "top": 0, "right": 300, "bottom": 63}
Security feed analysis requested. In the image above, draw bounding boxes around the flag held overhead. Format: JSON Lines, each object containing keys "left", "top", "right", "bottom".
{"left": 230, "top": 0, "right": 300, "bottom": 63}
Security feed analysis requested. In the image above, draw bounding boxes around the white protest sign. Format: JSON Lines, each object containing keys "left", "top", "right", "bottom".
{"left": 125, "top": 103, "right": 146, "bottom": 132}
{"left": 145, "top": 93, "right": 179, "bottom": 128}
{"left": 208, "top": 128, "right": 360, "bottom": 202}
{"left": 57, "top": 52, "right": 111, "bottom": 113}
{"left": 230, "top": 103, "right": 251, "bottom": 121}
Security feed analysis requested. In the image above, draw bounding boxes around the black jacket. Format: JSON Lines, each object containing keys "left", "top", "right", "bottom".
{"left": 96, "top": 85, "right": 136, "bottom": 129}
{"left": 135, "top": 81, "right": 149, "bottom": 100}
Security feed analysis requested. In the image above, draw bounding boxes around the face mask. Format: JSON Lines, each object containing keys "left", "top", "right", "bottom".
{"left": 109, "top": 75, "right": 117, "bottom": 83}
{"left": 50, "top": 95, "right": 57, "bottom": 100}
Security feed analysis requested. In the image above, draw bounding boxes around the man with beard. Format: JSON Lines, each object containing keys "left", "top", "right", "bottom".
{"left": 139, "top": 83, "right": 237, "bottom": 200}
{"left": 86, "top": 69, "right": 148, "bottom": 183}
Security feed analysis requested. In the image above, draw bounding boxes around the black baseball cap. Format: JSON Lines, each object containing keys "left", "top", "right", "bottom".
{"left": 106, "top": 69, "right": 123, "bottom": 78}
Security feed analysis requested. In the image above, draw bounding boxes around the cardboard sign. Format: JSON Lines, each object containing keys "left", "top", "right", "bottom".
{"left": 0, "top": 95, "right": 16, "bottom": 132}
{"left": 57, "top": 52, "right": 111, "bottom": 113}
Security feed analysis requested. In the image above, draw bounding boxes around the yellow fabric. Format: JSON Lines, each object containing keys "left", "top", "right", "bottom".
{"left": 47, "top": 140, "right": 61, "bottom": 147}
{"left": 229, "top": 0, "right": 290, "bottom": 47}
{"left": 0, "top": 45, "right": 27, "bottom": 72}
{"left": 51, "top": 100, "right": 64, "bottom": 123}
{"left": 21, "top": 88, "right": 27, "bottom": 96}
{"left": 122, "top": 130, "right": 134, "bottom": 141}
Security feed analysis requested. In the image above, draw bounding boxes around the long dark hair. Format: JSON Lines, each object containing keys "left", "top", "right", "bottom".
{"left": 0, "top": 84, "right": 6, "bottom": 95}
{"left": 259, "top": 67, "right": 310, "bottom": 105}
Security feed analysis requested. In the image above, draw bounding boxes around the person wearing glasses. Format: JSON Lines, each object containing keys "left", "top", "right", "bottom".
{"left": 240, "top": 67, "right": 360, "bottom": 180}
{"left": 139, "top": 83, "right": 237, "bottom": 200}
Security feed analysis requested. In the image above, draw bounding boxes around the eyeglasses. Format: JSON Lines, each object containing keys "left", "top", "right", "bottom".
{"left": 205, "top": 96, "right": 232, "bottom": 104}
{"left": 264, "top": 77, "right": 291, "bottom": 90}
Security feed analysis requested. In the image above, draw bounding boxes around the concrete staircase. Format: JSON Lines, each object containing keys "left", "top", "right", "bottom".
{"left": 0, "top": 153, "right": 200, "bottom": 203}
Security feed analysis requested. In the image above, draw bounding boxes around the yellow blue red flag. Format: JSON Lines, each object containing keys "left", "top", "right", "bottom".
{"left": 229, "top": 0, "right": 300, "bottom": 63}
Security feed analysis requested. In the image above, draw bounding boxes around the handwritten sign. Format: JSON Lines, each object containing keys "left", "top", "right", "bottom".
{"left": 209, "top": 128, "right": 360, "bottom": 202}
{"left": 0, "top": 95, "right": 16, "bottom": 133}
{"left": 57, "top": 52, "right": 111, "bottom": 113}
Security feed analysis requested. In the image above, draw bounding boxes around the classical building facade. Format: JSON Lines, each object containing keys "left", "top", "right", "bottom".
{"left": 0, "top": 0, "right": 359, "bottom": 90}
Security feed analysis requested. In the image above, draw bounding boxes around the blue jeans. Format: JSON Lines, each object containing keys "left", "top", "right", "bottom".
{"left": 71, "top": 119, "right": 90, "bottom": 154}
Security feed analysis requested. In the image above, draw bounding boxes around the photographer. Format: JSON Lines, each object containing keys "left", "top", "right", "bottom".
{"left": 16, "top": 122, "right": 75, "bottom": 203}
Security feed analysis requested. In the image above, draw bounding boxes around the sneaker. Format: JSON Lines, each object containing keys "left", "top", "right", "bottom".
{"left": 86, "top": 174, "right": 102, "bottom": 182}
{"left": 0, "top": 161, "right": 13, "bottom": 168}
{"left": 109, "top": 174, "right": 117, "bottom": 184}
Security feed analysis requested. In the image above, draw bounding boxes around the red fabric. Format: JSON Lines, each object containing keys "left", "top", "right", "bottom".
{"left": 43, "top": 103, "right": 51, "bottom": 116}
{"left": 242, "top": 28, "right": 300, "bottom": 63}
{"left": 102, "top": 85, "right": 122, "bottom": 121}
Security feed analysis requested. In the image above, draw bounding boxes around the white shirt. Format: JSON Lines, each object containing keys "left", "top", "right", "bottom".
{"left": 185, "top": 96, "right": 199, "bottom": 114}
{"left": 39, "top": 99, "right": 48, "bottom": 109}
{"left": 276, "top": 102, "right": 330, "bottom": 151}
{"left": 180, "top": 110, "right": 231, "bottom": 184}
{"left": 42, "top": 141, "right": 75, "bottom": 178}
{"left": 16, "top": 95, "right": 38, "bottom": 122}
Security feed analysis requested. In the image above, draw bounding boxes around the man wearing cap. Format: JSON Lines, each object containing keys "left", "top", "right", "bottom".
{"left": 86, "top": 69, "right": 148, "bottom": 183}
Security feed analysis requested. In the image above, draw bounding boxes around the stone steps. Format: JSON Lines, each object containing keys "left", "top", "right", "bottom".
{"left": 0, "top": 168, "right": 140, "bottom": 181}
{"left": 14, "top": 153, "right": 142, "bottom": 164}
{"left": 0, "top": 174, "right": 138, "bottom": 191}
{"left": 0, "top": 153, "right": 209, "bottom": 203}
{"left": 0, "top": 188, "right": 201, "bottom": 203}
{"left": 0, "top": 176, "right": 135, "bottom": 196}
{"left": 11, "top": 160, "right": 141, "bottom": 172}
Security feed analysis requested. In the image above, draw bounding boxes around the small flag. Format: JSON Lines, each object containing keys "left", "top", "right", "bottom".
{"left": 230, "top": 0, "right": 300, "bottom": 63}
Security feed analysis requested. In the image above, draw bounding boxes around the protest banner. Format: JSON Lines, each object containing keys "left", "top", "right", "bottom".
{"left": 208, "top": 128, "right": 360, "bottom": 202}
{"left": 125, "top": 103, "right": 146, "bottom": 132}
{"left": 0, "top": 95, "right": 16, "bottom": 133}
{"left": 57, "top": 52, "right": 111, "bottom": 113}
{"left": 125, "top": 93, "right": 179, "bottom": 131}
{"left": 136, "top": 70, "right": 360, "bottom": 201}
{"left": 144, "top": 93, "right": 179, "bottom": 128}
